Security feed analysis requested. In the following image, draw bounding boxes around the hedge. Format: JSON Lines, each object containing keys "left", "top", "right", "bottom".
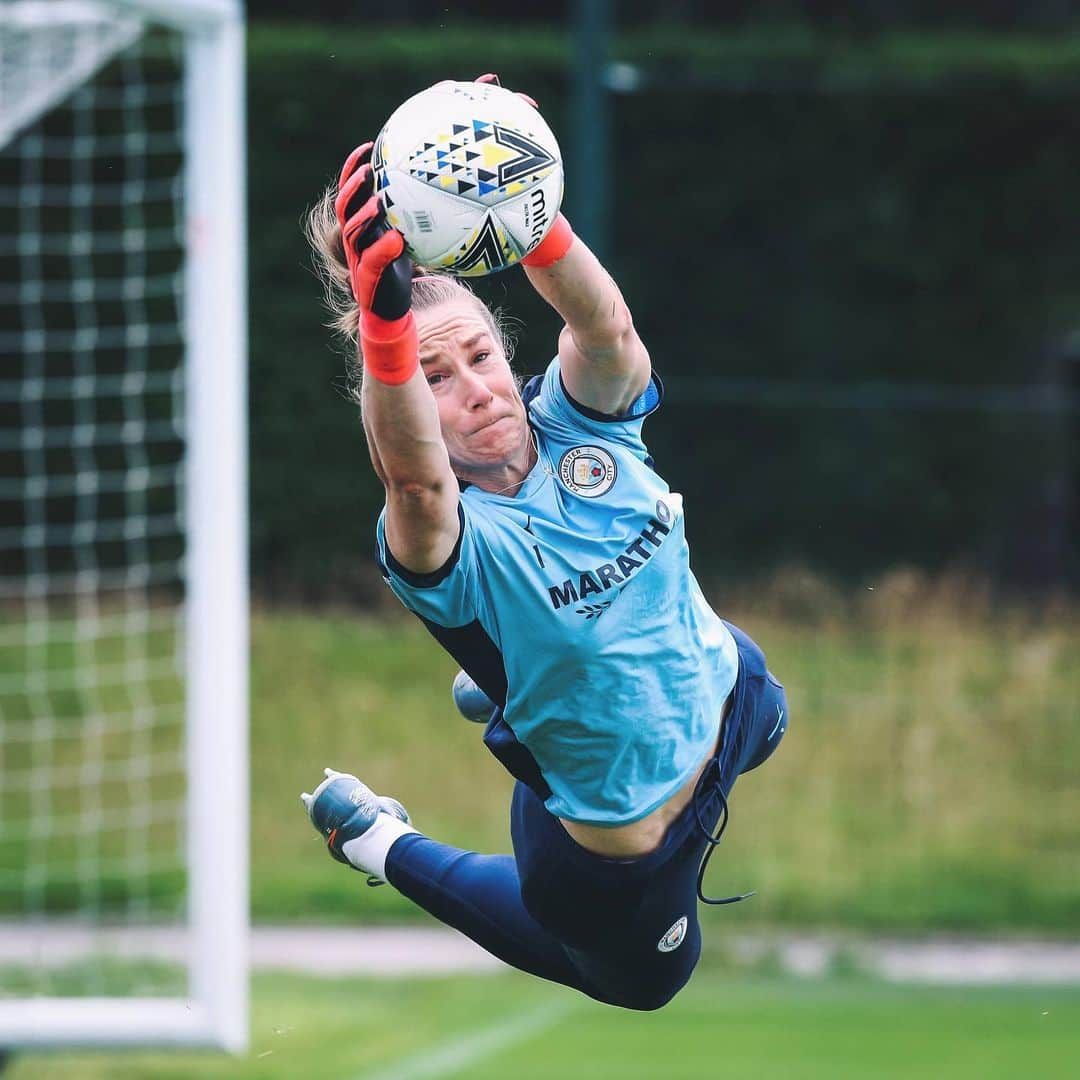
{"left": 247, "top": 23, "right": 1080, "bottom": 596}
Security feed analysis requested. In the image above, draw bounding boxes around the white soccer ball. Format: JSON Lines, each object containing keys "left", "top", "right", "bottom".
{"left": 372, "top": 80, "right": 563, "bottom": 277}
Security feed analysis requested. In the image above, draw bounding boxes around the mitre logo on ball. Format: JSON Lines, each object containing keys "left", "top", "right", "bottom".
{"left": 373, "top": 80, "right": 564, "bottom": 276}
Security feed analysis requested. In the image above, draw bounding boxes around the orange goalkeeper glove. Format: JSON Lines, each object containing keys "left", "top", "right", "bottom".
{"left": 335, "top": 142, "right": 417, "bottom": 384}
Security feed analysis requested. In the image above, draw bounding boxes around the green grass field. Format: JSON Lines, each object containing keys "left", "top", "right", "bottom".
{"left": 7, "top": 968, "right": 1079, "bottom": 1079}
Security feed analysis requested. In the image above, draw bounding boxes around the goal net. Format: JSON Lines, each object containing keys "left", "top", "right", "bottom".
{"left": 0, "top": 0, "right": 247, "bottom": 1051}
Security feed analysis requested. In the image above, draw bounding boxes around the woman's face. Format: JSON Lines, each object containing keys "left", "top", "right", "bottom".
{"left": 415, "top": 300, "right": 529, "bottom": 477}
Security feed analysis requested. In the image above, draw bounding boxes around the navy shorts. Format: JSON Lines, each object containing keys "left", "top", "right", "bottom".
{"left": 509, "top": 620, "right": 789, "bottom": 1007}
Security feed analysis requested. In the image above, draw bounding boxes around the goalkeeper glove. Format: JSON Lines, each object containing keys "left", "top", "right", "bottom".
{"left": 335, "top": 142, "right": 417, "bottom": 384}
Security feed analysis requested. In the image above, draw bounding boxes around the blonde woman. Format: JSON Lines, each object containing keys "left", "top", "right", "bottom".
{"left": 301, "top": 85, "right": 788, "bottom": 1010}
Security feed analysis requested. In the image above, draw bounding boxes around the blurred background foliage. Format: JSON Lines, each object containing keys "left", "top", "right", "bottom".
{"left": 3, "top": 9, "right": 1077, "bottom": 943}
{"left": 248, "top": 19, "right": 1079, "bottom": 602}
{"left": 243, "top": 10, "right": 1080, "bottom": 928}
{"left": 250, "top": 2, "right": 1080, "bottom": 33}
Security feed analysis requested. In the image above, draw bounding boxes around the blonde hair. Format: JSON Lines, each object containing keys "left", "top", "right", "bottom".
{"left": 304, "top": 182, "right": 517, "bottom": 403}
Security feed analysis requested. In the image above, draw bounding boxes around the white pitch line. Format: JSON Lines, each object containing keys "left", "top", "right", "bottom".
{"left": 356, "top": 999, "right": 575, "bottom": 1080}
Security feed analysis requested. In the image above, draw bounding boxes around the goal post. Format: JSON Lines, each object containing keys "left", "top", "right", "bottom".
{"left": 0, "top": 0, "right": 248, "bottom": 1053}
{"left": 182, "top": 0, "right": 248, "bottom": 1053}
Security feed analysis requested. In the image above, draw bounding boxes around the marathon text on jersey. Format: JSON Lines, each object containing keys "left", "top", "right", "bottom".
{"left": 547, "top": 510, "right": 672, "bottom": 610}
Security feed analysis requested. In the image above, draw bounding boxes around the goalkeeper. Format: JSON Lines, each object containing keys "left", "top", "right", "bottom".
{"left": 302, "top": 85, "right": 789, "bottom": 1011}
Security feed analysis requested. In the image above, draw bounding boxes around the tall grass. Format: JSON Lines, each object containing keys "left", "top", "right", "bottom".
{"left": 715, "top": 570, "right": 1080, "bottom": 929}
{"left": 0, "top": 604, "right": 186, "bottom": 919}
{"left": 253, "top": 572, "right": 1080, "bottom": 930}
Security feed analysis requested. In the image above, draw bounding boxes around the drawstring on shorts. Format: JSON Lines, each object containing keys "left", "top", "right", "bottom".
{"left": 692, "top": 756, "right": 755, "bottom": 907}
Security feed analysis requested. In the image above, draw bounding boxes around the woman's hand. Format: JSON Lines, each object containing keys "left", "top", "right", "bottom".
{"left": 337, "top": 142, "right": 418, "bottom": 386}
{"left": 335, "top": 141, "right": 412, "bottom": 322}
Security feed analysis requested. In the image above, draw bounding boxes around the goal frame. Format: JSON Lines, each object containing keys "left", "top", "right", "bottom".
{"left": 0, "top": 0, "right": 248, "bottom": 1052}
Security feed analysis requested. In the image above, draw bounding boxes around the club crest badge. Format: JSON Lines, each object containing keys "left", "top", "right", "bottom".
{"left": 558, "top": 445, "right": 616, "bottom": 498}
{"left": 657, "top": 915, "right": 688, "bottom": 953}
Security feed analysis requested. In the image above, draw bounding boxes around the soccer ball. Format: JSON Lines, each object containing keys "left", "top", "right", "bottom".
{"left": 372, "top": 80, "right": 563, "bottom": 277}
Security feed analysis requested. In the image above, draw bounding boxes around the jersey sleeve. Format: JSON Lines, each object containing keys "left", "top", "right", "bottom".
{"left": 374, "top": 502, "right": 479, "bottom": 627}
{"left": 524, "top": 357, "right": 664, "bottom": 461}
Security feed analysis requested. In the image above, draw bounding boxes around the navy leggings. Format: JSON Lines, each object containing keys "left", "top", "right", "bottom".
{"left": 384, "top": 622, "right": 788, "bottom": 1010}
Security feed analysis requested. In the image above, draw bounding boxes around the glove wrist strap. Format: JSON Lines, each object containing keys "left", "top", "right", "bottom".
{"left": 360, "top": 311, "right": 419, "bottom": 386}
{"left": 521, "top": 213, "right": 574, "bottom": 268}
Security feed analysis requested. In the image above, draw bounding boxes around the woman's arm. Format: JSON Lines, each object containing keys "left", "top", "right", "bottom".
{"left": 363, "top": 362, "right": 459, "bottom": 575}
{"left": 335, "top": 142, "right": 459, "bottom": 574}
{"left": 523, "top": 216, "right": 651, "bottom": 416}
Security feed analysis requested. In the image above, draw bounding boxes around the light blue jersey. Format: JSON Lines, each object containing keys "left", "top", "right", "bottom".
{"left": 376, "top": 358, "right": 738, "bottom": 826}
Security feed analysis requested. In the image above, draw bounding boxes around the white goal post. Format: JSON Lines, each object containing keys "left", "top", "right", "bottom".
{"left": 0, "top": 0, "right": 247, "bottom": 1052}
